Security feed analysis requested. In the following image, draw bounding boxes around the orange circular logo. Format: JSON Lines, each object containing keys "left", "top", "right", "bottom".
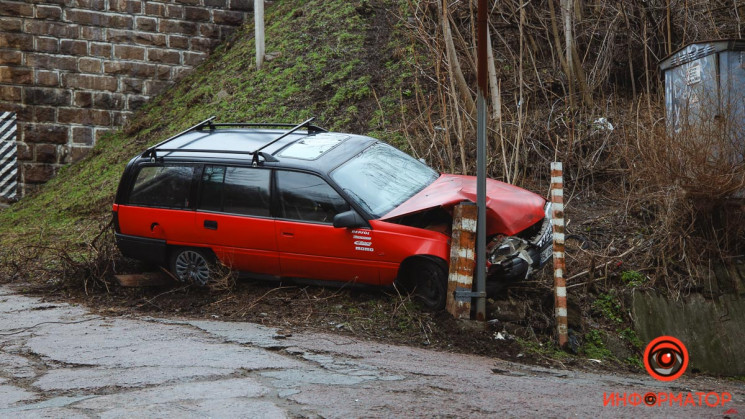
{"left": 644, "top": 336, "right": 688, "bottom": 381}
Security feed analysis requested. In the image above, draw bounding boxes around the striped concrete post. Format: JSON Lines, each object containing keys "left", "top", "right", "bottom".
{"left": 446, "top": 202, "right": 478, "bottom": 319}
{"left": 551, "top": 162, "right": 568, "bottom": 348}
{"left": 0, "top": 112, "right": 18, "bottom": 202}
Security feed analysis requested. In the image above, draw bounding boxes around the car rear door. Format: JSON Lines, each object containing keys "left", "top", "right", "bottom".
{"left": 117, "top": 163, "right": 200, "bottom": 246}
{"left": 195, "top": 165, "right": 279, "bottom": 275}
{"left": 274, "top": 170, "right": 381, "bottom": 285}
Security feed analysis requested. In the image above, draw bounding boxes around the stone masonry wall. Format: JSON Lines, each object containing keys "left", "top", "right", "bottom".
{"left": 0, "top": 0, "right": 252, "bottom": 197}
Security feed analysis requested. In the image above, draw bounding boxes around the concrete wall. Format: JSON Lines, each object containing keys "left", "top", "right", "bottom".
{"left": 632, "top": 263, "right": 745, "bottom": 376}
{"left": 0, "top": 0, "right": 252, "bottom": 197}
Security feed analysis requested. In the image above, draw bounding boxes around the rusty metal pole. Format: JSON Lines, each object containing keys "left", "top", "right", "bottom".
{"left": 551, "top": 162, "right": 568, "bottom": 348}
{"left": 446, "top": 203, "right": 477, "bottom": 319}
{"left": 474, "top": 0, "right": 488, "bottom": 320}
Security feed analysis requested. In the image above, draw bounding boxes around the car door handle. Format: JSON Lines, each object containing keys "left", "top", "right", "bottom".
{"left": 281, "top": 231, "right": 294, "bottom": 237}
{"left": 204, "top": 220, "right": 218, "bottom": 230}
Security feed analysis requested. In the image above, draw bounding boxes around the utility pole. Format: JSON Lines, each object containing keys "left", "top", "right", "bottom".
{"left": 474, "top": 0, "right": 488, "bottom": 320}
{"left": 255, "top": 0, "right": 265, "bottom": 70}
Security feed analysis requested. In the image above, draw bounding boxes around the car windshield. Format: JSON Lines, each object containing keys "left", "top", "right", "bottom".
{"left": 331, "top": 142, "right": 439, "bottom": 218}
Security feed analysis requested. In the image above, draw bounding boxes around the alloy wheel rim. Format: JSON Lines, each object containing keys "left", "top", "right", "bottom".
{"left": 175, "top": 251, "right": 210, "bottom": 285}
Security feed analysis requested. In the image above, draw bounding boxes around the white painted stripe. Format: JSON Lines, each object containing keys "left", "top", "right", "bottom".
{"left": 0, "top": 164, "right": 16, "bottom": 179}
{"left": 460, "top": 218, "right": 477, "bottom": 232}
{"left": 551, "top": 176, "right": 563, "bottom": 184}
{"left": 556, "top": 307, "right": 567, "bottom": 317}
{"left": 551, "top": 162, "right": 563, "bottom": 171}
{"left": 0, "top": 165, "right": 17, "bottom": 180}
{"left": 0, "top": 144, "right": 15, "bottom": 158}
{"left": 551, "top": 189, "right": 563, "bottom": 197}
{"left": 554, "top": 268, "right": 563, "bottom": 278}
{"left": 553, "top": 232, "right": 565, "bottom": 242}
{"left": 551, "top": 218, "right": 565, "bottom": 226}
{"left": 556, "top": 287, "right": 566, "bottom": 297}
{"left": 451, "top": 273, "right": 473, "bottom": 286}
{"left": 457, "top": 248, "right": 474, "bottom": 259}
{"left": 551, "top": 203, "right": 564, "bottom": 212}
{"left": 553, "top": 251, "right": 564, "bottom": 259}
{"left": 0, "top": 112, "right": 17, "bottom": 200}
{"left": 0, "top": 178, "right": 17, "bottom": 198}
{"left": 0, "top": 119, "right": 15, "bottom": 138}
{"left": 0, "top": 168, "right": 17, "bottom": 194}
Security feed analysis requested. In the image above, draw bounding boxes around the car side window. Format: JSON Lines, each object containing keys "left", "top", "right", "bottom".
{"left": 199, "top": 165, "right": 271, "bottom": 217}
{"left": 129, "top": 165, "right": 195, "bottom": 209}
{"left": 276, "top": 171, "right": 350, "bottom": 223}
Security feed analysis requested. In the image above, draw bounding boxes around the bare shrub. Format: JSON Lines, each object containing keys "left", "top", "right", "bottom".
{"left": 206, "top": 261, "right": 238, "bottom": 293}
{"left": 626, "top": 100, "right": 745, "bottom": 288}
{"left": 398, "top": 0, "right": 745, "bottom": 294}
{"left": 0, "top": 221, "right": 120, "bottom": 293}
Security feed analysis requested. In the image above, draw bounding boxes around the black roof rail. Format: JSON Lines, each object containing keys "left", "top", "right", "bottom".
{"left": 251, "top": 117, "right": 316, "bottom": 165}
{"left": 142, "top": 116, "right": 324, "bottom": 165}
{"left": 143, "top": 116, "right": 216, "bottom": 158}
{"left": 208, "top": 122, "right": 326, "bottom": 134}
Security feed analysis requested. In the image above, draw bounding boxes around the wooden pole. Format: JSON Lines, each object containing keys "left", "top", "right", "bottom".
{"left": 446, "top": 203, "right": 477, "bottom": 319}
{"left": 551, "top": 162, "right": 568, "bottom": 348}
{"left": 254, "top": 0, "right": 265, "bottom": 70}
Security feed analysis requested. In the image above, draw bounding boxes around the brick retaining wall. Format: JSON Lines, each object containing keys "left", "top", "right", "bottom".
{"left": 0, "top": 0, "right": 251, "bottom": 197}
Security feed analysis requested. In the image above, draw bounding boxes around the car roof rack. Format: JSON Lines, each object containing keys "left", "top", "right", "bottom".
{"left": 142, "top": 116, "right": 327, "bottom": 164}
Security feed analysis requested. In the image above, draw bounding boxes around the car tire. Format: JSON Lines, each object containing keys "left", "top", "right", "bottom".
{"left": 169, "top": 247, "right": 214, "bottom": 286}
{"left": 398, "top": 258, "right": 447, "bottom": 311}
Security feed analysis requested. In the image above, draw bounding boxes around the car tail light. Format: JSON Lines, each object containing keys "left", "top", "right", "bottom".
{"left": 112, "top": 204, "right": 120, "bottom": 233}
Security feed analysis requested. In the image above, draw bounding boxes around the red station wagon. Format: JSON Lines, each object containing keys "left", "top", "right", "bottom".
{"left": 113, "top": 117, "right": 552, "bottom": 309}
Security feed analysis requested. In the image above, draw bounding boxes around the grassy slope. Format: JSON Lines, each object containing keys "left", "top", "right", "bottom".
{"left": 0, "top": 0, "right": 413, "bottom": 248}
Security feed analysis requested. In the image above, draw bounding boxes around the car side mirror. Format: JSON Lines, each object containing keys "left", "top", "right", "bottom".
{"left": 333, "top": 210, "right": 367, "bottom": 228}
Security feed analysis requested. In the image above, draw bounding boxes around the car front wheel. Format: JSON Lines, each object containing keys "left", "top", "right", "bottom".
{"left": 398, "top": 258, "right": 447, "bottom": 311}
{"left": 169, "top": 247, "right": 214, "bottom": 285}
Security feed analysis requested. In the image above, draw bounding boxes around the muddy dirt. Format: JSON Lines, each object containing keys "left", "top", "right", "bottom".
{"left": 28, "top": 264, "right": 641, "bottom": 380}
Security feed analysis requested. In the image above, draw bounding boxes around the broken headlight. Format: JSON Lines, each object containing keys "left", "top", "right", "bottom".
{"left": 532, "top": 202, "right": 553, "bottom": 249}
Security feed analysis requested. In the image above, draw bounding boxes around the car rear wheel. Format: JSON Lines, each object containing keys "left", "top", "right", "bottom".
{"left": 169, "top": 247, "right": 214, "bottom": 285}
{"left": 398, "top": 258, "right": 447, "bottom": 310}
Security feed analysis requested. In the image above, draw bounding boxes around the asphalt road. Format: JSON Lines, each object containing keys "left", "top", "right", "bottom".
{"left": 1, "top": 285, "right": 743, "bottom": 418}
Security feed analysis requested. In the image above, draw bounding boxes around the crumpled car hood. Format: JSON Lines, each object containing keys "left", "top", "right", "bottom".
{"left": 381, "top": 174, "right": 546, "bottom": 236}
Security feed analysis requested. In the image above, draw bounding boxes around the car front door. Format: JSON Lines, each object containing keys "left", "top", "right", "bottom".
{"left": 274, "top": 170, "right": 381, "bottom": 285}
{"left": 195, "top": 165, "right": 279, "bottom": 275}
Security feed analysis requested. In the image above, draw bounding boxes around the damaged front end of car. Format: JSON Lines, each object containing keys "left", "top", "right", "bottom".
{"left": 486, "top": 202, "right": 553, "bottom": 292}
{"left": 380, "top": 173, "right": 553, "bottom": 295}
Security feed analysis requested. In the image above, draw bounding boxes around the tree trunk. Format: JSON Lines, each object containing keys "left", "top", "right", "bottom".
{"left": 439, "top": 0, "right": 476, "bottom": 116}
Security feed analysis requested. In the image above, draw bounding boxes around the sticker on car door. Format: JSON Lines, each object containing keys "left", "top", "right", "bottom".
{"left": 352, "top": 229, "right": 374, "bottom": 252}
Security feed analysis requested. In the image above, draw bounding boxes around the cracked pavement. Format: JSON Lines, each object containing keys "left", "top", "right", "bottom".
{"left": 1, "top": 285, "right": 743, "bottom": 418}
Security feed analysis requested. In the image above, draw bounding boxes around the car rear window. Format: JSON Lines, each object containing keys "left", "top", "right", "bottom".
{"left": 198, "top": 165, "right": 271, "bottom": 216}
{"left": 129, "top": 165, "right": 195, "bottom": 209}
